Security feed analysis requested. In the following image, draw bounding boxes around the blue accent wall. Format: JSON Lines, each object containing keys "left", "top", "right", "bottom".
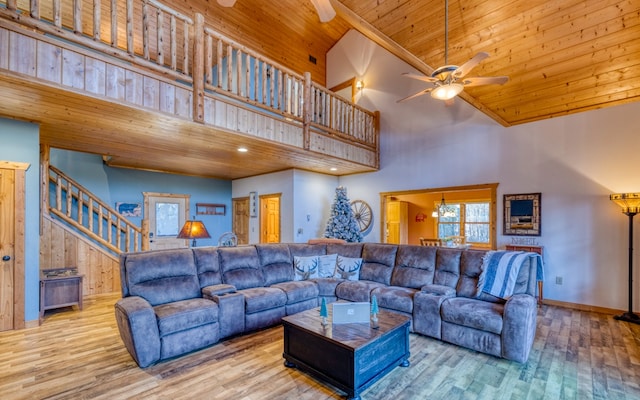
{"left": 50, "top": 149, "right": 232, "bottom": 247}
{"left": 0, "top": 118, "right": 40, "bottom": 322}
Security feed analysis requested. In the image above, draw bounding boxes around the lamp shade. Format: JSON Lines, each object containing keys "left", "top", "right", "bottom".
{"left": 610, "top": 193, "right": 640, "bottom": 214}
{"left": 177, "top": 219, "right": 211, "bottom": 246}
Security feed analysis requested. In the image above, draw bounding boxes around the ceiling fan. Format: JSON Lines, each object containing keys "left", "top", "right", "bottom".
{"left": 217, "top": 0, "right": 336, "bottom": 23}
{"left": 398, "top": 0, "right": 508, "bottom": 103}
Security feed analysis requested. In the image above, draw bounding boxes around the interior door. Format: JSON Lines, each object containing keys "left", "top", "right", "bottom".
{"left": 143, "top": 192, "right": 190, "bottom": 250}
{"left": 232, "top": 197, "right": 249, "bottom": 245}
{"left": 260, "top": 194, "right": 280, "bottom": 243}
{"left": 0, "top": 167, "right": 16, "bottom": 331}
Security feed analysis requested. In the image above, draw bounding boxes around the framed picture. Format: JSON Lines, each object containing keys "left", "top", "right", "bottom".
{"left": 503, "top": 193, "right": 541, "bottom": 236}
{"left": 116, "top": 202, "right": 142, "bottom": 217}
{"left": 196, "top": 203, "right": 226, "bottom": 216}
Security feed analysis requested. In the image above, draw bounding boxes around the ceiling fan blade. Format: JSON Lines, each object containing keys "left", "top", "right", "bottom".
{"left": 217, "top": 0, "right": 236, "bottom": 6}
{"left": 310, "top": 0, "right": 336, "bottom": 23}
{"left": 462, "top": 76, "right": 509, "bottom": 87}
{"left": 453, "top": 52, "right": 489, "bottom": 79}
{"left": 397, "top": 88, "right": 434, "bottom": 103}
{"left": 401, "top": 73, "right": 439, "bottom": 83}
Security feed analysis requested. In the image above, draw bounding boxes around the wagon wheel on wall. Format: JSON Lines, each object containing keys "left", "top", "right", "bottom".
{"left": 351, "top": 200, "right": 372, "bottom": 232}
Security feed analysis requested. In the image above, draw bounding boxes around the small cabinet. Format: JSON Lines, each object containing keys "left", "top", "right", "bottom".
{"left": 40, "top": 268, "right": 84, "bottom": 320}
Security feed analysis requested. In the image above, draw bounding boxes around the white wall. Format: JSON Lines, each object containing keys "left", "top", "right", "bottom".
{"left": 328, "top": 29, "right": 640, "bottom": 312}
{"left": 233, "top": 169, "right": 339, "bottom": 243}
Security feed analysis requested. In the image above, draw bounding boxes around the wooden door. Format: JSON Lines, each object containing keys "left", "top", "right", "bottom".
{"left": 232, "top": 197, "right": 249, "bottom": 245}
{"left": 0, "top": 162, "right": 28, "bottom": 331}
{"left": 143, "top": 192, "right": 190, "bottom": 250}
{"left": 386, "top": 201, "right": 408, "bottom": 244}
{"left": 260, "top": 194, "right": 280, "bottom": 243}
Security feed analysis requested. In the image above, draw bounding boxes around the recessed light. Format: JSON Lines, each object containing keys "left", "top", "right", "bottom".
{"left": 237, "top": 147, "right": 248, "bottom": 153}
{"left": 330, "top": 167, "right": 337, "bottom": 171}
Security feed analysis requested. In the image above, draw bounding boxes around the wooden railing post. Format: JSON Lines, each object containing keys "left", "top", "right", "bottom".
{"left": 303, "top": 72, "right": 312, "bottom": 150}
{"left": 40, "top": 144, "right": 50, "bottom": 236}
{"left": 193, "top": 13, "right": 205, "bottom": 123}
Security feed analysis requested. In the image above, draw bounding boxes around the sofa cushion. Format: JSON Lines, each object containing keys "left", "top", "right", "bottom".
{"left": 372, "top": 286, "right": 416, "bottom": 314}
{"left": 192, "top": 247, "right": 222, "bottom": 288}
{"left": 311, "top": 277, "right": 344, "bottom": 297}
{"left": 293, "top": 256, "right": 320, "bottom": 281}
{"left": 336, "top": 280, "right": 386, "bottom": 302}
{"left": 219, "top": 246, "right": 265, "bottom": 290}
{"left": 271, "top": 280, "right": 320, "bottom": 304}
{"left": 154, "top": 298, "right": 219, "bottom": 337}
{"left": 256, "top": 244, "right": 293, "bottom": 285}
{"left": 360, "top": 244, "right": 398, "bottom": 285}
{"left": 240, "top": 287, "right": 288, "bottom": 314}
{"left": 326, "top": 243, "right": 363, "bottom": 258}
{"left": 318, "top": 254, "right": 338, "bottom": 278}
{"left": 288, "top": 243, "right": 326, "bottom": 257}
{"left": 440, "top": 297, "right": 504, "bottom": 334}
{"left": 457, "top": 250, "right": 503, "bottom": 303}
{"left": 123, "top": 249, "right": 200, "bottom": 306}
{"left": 391, "top": 245, "right": 436, "bottom": 288}
{"left": 333, "top": 255, "right": 362, "bottom": 281}
{"left": 433, "top": 248, "right": 462, "bottom": 289}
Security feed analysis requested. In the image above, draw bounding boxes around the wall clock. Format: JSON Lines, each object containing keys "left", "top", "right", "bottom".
{"left": 350, "top": 200, "right": 372, "bottom": 232}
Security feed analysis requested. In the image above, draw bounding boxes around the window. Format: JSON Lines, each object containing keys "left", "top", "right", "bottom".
{"left": 437, "top": 201, "right": 491, "bottom": 246}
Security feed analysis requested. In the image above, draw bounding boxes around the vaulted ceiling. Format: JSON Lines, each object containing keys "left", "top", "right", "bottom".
{"left": 188, "top": 0, "right": 639, "bottom": 126}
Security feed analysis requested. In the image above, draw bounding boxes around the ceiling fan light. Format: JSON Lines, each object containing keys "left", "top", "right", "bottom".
{"left": 431, "top": 83, "right": 464, "bottom": 100}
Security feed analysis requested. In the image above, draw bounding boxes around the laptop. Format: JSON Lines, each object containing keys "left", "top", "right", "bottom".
{"left": 332, "top": 302, "right": 371, "bottom": 324}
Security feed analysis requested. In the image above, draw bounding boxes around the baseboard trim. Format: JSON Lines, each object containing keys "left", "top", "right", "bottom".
{"left": 542, "top": 299, "right": 622, "bottom": 315}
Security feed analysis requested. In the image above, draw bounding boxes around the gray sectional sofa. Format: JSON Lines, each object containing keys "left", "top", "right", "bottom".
{"left": 115, "top": 242, "right": 539, "bottom": 368}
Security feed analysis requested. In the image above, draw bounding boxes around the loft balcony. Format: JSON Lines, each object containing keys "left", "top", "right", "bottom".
{"left": 0, "top": 0, "right": 379, "bottom": 179}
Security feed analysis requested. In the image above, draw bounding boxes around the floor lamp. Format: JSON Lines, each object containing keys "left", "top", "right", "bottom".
{"left": 610, "top": 193, "right": 640, "bottom": 325}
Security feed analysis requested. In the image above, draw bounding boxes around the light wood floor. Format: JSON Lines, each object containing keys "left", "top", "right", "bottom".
{"left": 2, "top": 293, "right": 640, "bottom": 400}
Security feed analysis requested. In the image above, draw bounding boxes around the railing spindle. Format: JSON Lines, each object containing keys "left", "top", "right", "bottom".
{"left": 29, "top": 0, "right": 39, "bottom": 19}
{"left": 110, "top": 0, "right": 117, "bottom": 47}
{"left": 170, "top": 15, "right": 176, "bottom": 70}
{"left": 77, "top": 190, "right": 84, "bottom": 225}
{"left": 93, "top": 0, "right": 101, "bottom": 40}
{"left": 53, "top": 0, "right": 61, "bottom": 27}
{"left": 126, "top": 0, "right": 134, "bottom": 55}
{"left": 142, "top": 1, "right": 149, "bottom": 60}
{"left": 73, "top": 0, "right": 82, "bottom": 33}
{"left": 66, "top": 181, "right": 72, "bottom": 217}
{"left": 157, "top": 9, "right": 164, "bottom": 65}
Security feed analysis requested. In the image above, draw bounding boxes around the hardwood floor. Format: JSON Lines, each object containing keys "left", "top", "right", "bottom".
{"left": 1, "top": 293, "right": 640, "bottom": 400}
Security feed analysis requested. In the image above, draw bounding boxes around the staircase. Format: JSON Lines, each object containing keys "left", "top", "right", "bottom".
{"left": 41, "top": 165, "right": 146, "bottom": 295}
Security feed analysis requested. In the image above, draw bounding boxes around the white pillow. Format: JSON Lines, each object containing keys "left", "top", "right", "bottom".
{"left": 293, "top": 256, "right": 320, "bottom": 281}
{"left": 318, "top": 254, "right": 338, "bottom": 278}
{"left": 333, "top": 255, "right": 362, "bottom": 281}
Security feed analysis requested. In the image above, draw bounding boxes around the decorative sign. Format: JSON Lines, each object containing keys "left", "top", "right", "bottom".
{"left": 196, "top": 203, "right": 226, "bottom": 215}
{"left": 249, "top": 191, "right": 257, "bottom": 217}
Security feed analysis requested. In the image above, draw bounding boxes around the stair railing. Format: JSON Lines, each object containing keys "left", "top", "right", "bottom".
{"left": 48, "top": 165, "right": 145, "bottom": 254}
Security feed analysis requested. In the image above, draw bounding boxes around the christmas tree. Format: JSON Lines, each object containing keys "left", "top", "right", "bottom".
{"left": 324, "top": 186, "right": 363, "bottom": 242}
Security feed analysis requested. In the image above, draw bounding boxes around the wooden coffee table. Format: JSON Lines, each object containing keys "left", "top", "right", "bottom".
{"left": 282, "top": 305, "right": 410, "bottom": 400}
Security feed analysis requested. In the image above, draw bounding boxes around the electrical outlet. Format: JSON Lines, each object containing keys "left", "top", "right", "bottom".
{"left": 555, "top": 276, "right": 563, "bottom": 285}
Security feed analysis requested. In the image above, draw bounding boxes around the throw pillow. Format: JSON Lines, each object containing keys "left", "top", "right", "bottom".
{"left": 318, "top": 254, "right": 338, "bottom": 278}
{"left": 333, "top": 255, "right": 362, "bottom": 281}
{"left": 293, "top": 256, "right": 320, "bottom": 281}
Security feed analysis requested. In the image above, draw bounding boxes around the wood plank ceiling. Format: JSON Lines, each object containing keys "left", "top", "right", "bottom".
{"left": 2, "top": 0, "right": 639, "bottom": 179}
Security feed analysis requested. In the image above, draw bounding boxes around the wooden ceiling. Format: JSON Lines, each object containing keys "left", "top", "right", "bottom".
{"left": 196, "top": 0, "right": 638, "bottom": 127}
{"left": 2, "top": 0, "right": 639, "bottom": 179}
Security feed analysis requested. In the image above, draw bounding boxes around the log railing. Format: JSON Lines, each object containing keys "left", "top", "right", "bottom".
{"left": 48, "top": 165, "right": 145, "bottom": 254}
{"left": 0, "top": 0, "right": 378, "bottom": 149}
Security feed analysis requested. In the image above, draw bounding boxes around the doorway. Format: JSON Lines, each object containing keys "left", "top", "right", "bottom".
{"left": 232, "top": 197, "right": 250, "bottom": 245}
{"left": 0, "top": 161, "right": 29, "bottom": 331}
{"left": 260, "top": 193, "right": 281, "bottom": 243}
{"left": 143, "top": 192, "right": 190, "bottom": 250}
{"left": 380, "top": 183, "right": 498, "bottom": 248}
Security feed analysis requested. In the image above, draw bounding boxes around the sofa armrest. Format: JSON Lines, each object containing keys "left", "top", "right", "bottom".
{"left": 210, "top": 291, "right": 245, "bottom": 338}
{"left": 114, "top": 296, "right": 161, "bottom": 368}
{"left": 413, "top": 287, "right": 456, "bottom": 339}
{"left": 421, "top": 284, "right": 456, "bottom": 297}
{"left": 502, "top": 294, "right": 537, "bottom": 363}
{"left": 202, "top": 284, "right": 237, "bottom": 299}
